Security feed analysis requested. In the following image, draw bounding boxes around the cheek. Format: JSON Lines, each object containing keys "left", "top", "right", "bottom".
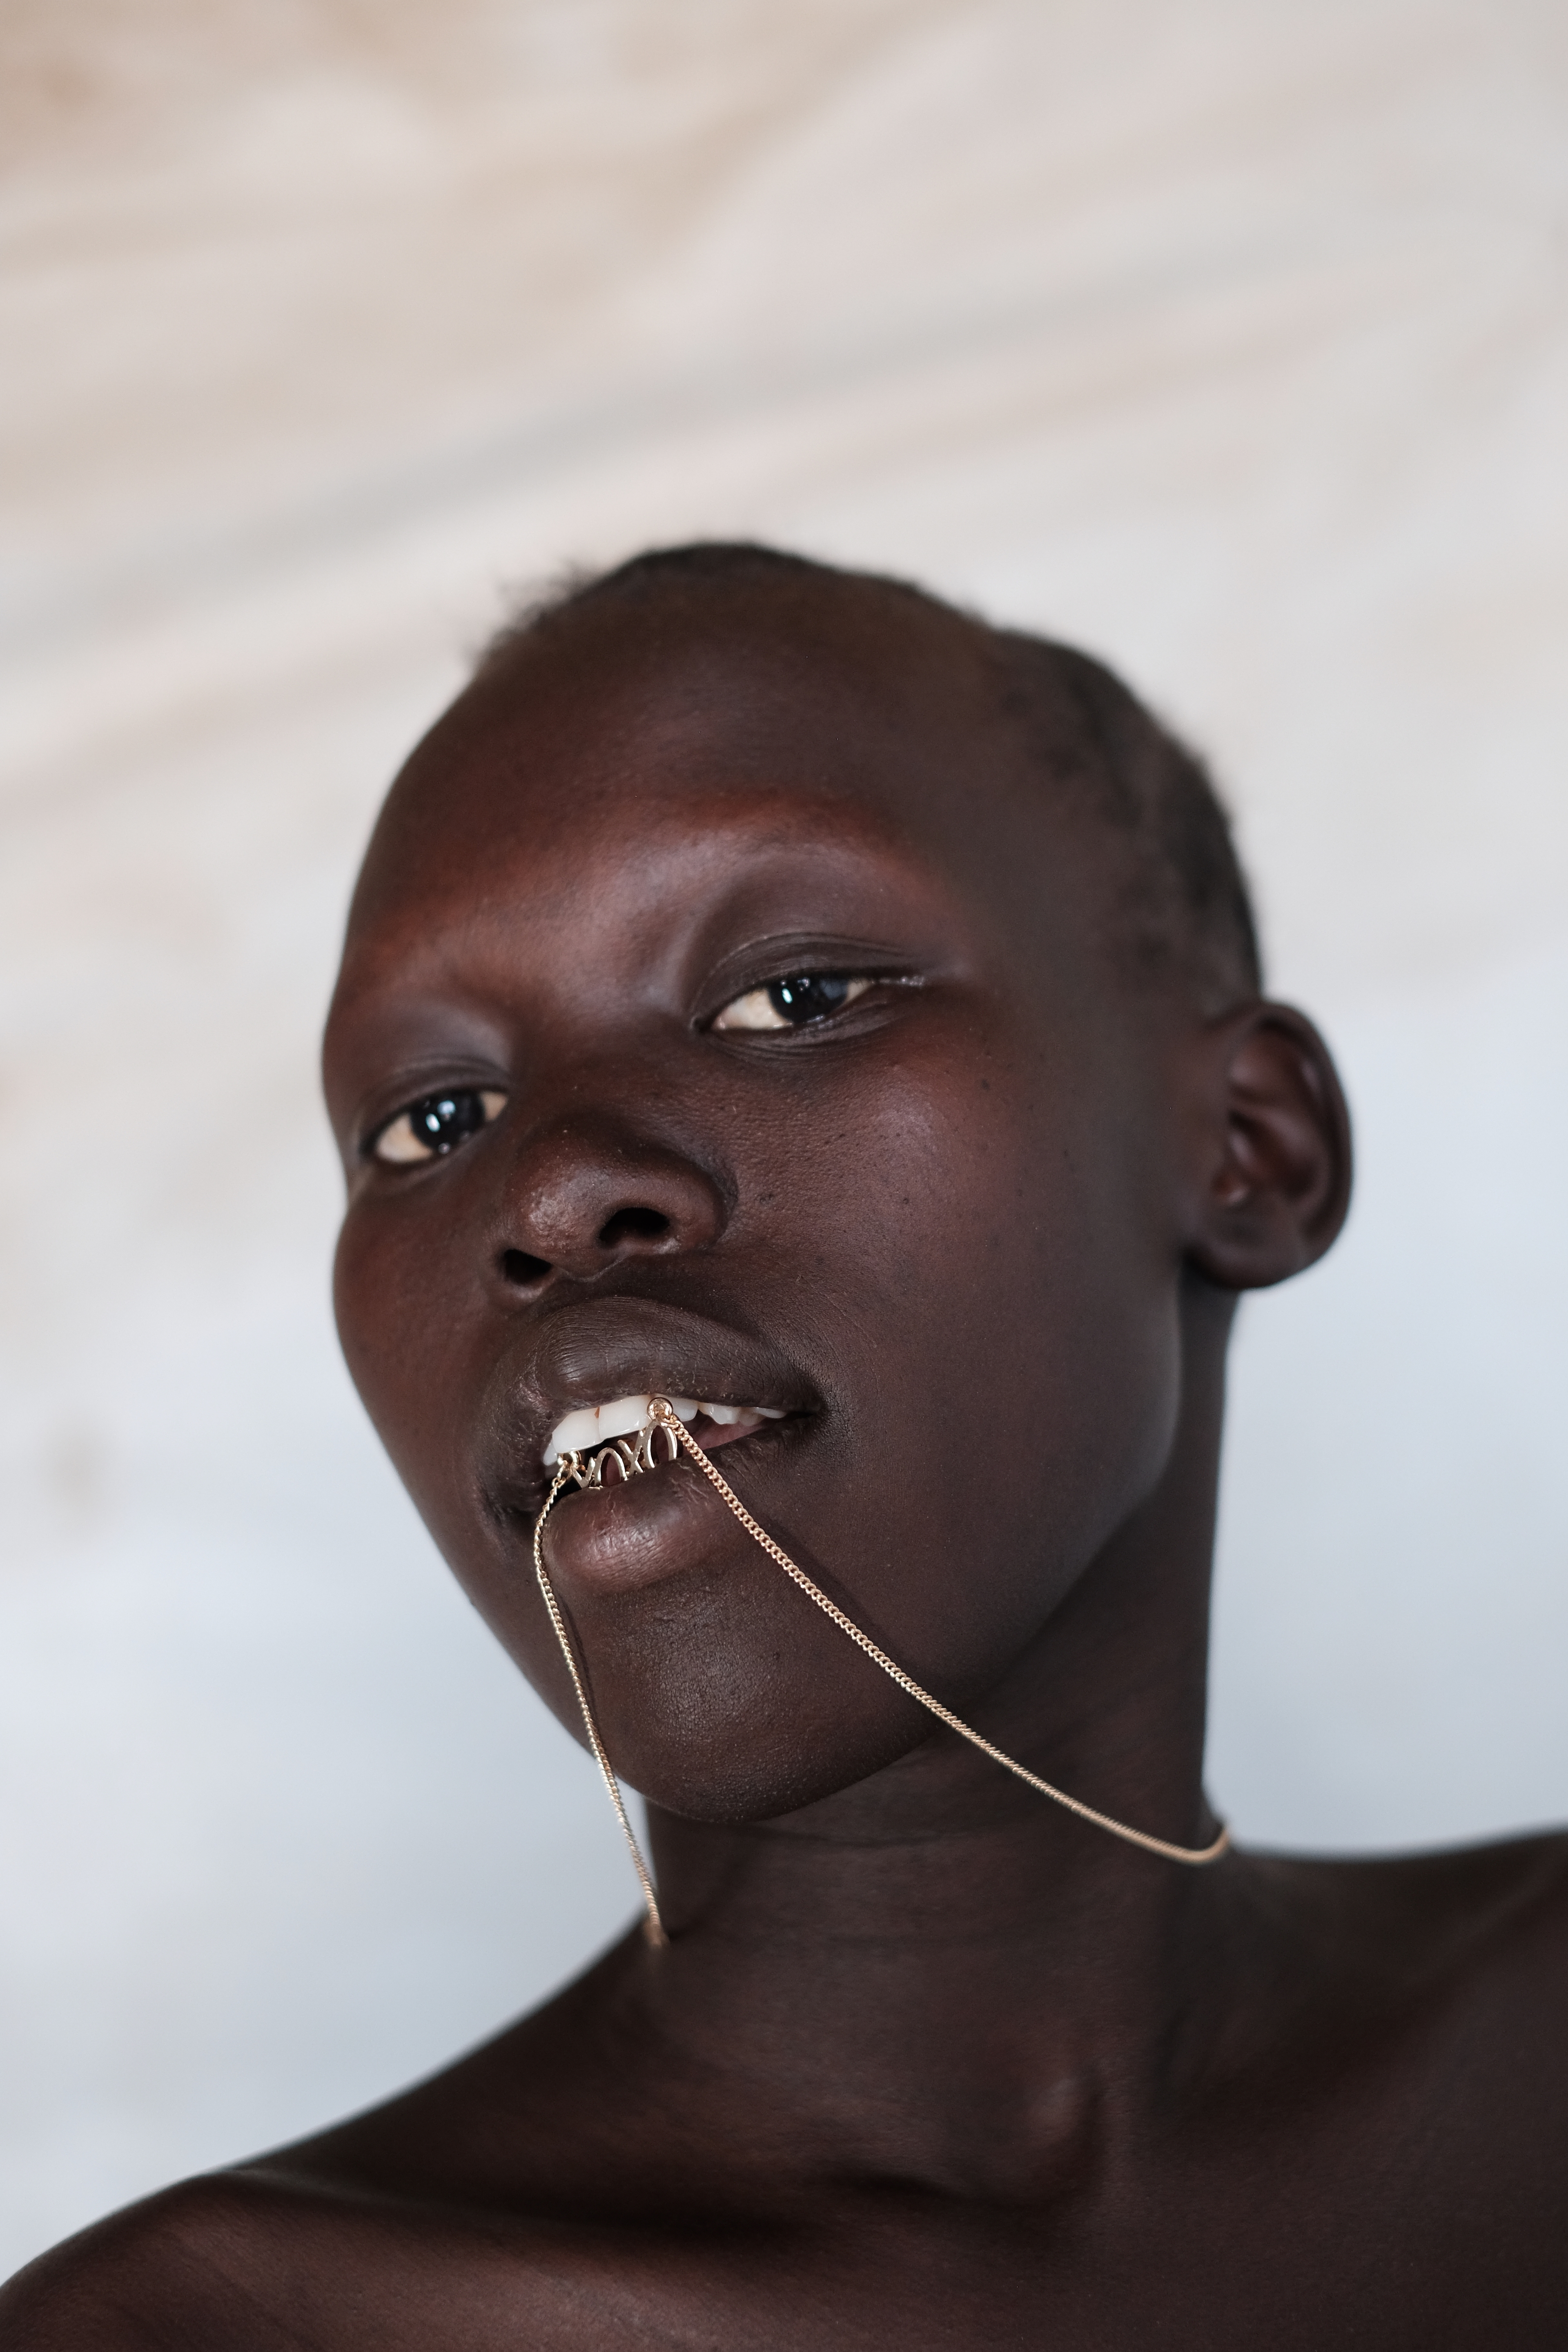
{"left": 332, "top": 1196, "right": 492, "bottom": 1553}
{"left": 734, "top": 1049, "right": 1183, "bottom": 1695}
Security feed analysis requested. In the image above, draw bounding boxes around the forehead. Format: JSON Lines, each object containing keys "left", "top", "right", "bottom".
{"left": 345, "top": 581, "right": 1080, "bottom": 958}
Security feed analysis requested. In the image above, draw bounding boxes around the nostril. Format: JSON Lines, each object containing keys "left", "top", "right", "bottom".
{"left": 500, "top": 1247, "right": 551, "bottom": 1287}
{"left": 597, "top": 1205, "right": 671, "bottom": 1250}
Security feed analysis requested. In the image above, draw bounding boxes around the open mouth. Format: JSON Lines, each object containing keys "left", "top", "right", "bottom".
{"left": 545, "top": 1392, "right": 785, "bottom": 1487}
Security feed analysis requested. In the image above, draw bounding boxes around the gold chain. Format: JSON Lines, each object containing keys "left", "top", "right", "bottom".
{"left": 533, "top": 1465, "right": 668, "bottom": 1945}
{"left": 533, "top": 1399, "right": 1229, "bottom": 1945}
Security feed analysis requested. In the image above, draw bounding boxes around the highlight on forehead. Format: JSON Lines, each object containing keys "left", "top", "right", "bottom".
{"left": 472, "top": 542, "right": 1262, "bottom": 1010}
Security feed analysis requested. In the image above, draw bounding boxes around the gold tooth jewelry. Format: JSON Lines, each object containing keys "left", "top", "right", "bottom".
{"left": 556, "top": 1415, "right": 683, "bottom": 1490}
{"left": 532, "top": 1396, "right": 1229, "bottom": 1947}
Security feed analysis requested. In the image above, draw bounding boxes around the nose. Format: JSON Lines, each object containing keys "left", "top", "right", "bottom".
{"left": 494, "top": 1111, "right": 727, "bottom": 1287}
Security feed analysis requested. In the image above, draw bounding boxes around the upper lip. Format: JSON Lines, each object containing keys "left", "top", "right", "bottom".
{"left": 489, "top": 1296, "right": 814, "bottom": 1502}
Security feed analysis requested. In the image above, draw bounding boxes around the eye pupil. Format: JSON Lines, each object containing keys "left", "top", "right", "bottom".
{"left": 413, "top": 1093, "right": 486, "bottom": 1152}
{"left": 769, "top": 974, "right": 853, "bottom": 1024}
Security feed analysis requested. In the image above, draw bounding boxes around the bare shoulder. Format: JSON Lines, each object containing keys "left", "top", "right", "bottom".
{"left": 1251, "top": 1821, "right": 1568, "bottom": 1976}
{"left": 1233, "top": 1825, "right": 1568, "bottom": 2113}
{"left": 0, "top": 1937, "right": 650, "bottom": 2349}
{"left": 0, "top": 2171, "right": 316, "bottom": 2350}
{"left": 1390, "top": 1824, "right": 1568, "bottom": 2031}
{"left": 0, "top": 2158, "right": 575, "bottom": 2352}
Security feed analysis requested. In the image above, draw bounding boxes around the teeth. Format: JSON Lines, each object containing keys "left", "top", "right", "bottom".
{"left": 545, "top": 1394, "right": 690, "bottom": 1462}
{"left": 544, "top": 1392, "right": 784, "bottom": 1466}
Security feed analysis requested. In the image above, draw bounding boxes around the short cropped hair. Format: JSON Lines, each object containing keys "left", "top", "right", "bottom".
{"left": 474, "top": 542, "right": 1262, "bottom": 1008}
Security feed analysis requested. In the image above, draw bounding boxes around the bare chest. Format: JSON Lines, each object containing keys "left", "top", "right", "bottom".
{"left": 194, "top": 2152, "right": 1568, "bottom": 2352}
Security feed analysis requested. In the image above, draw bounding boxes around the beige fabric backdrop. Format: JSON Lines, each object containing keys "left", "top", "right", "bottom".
{"left": 4, "top": 0, "right": 1566, "bottom": 2273}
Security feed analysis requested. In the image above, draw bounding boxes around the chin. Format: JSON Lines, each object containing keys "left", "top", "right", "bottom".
{"left": 577, "top": 1616, "right": 935, "bottom": 1826}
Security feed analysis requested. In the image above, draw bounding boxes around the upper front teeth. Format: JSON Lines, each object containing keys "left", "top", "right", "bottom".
{"left": 544, "top": 1392, "right": 783, "bottom": 1466}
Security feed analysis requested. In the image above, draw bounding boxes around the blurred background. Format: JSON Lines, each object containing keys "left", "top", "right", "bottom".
{"left": 4, "top": 0, "right": 1566, "bottom": 2276}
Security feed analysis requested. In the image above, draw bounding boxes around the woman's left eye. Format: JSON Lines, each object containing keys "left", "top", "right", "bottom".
{"left": 712, "top": 973, "right": 873, "bottom": 1034}
{"left": 369, "top": 1088, "right": 508, "bottom": 1165}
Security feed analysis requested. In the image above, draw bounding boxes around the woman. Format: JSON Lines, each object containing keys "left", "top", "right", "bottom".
{"left": 7, "top": 544, "right": 1565, "bottom": 2346}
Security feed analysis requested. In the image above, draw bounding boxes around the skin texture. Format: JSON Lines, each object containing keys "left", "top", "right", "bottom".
{"left": 7, "top": 569, "right": 1567, "bottom": 2348}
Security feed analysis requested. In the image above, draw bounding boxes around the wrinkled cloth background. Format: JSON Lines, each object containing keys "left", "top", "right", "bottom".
{"left": 4, "top": 0, "right": 1566, "bottom": 2273}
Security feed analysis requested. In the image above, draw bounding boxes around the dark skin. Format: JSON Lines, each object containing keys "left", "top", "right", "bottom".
{"left": 7, "top": 573, "right": 1568, "bottom": 2349}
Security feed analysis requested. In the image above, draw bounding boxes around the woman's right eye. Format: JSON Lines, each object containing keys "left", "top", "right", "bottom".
{"left": 369, "top": 1089, "right": 507, "bottom": 1165}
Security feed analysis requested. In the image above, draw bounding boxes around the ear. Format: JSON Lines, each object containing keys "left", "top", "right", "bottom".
{"left": 1183, "top": 1003, "right": 1352, "bottom": 1290}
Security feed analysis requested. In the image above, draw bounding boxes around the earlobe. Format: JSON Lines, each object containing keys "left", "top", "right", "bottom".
{"left": 1186, "top": 1004, "right": 1352, "bottom": 1291}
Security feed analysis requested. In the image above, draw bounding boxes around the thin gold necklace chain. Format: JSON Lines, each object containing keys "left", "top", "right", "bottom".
{"left": 532, "top": 1397, "right": 1229, "bottom": 1946}
{"left": 532, "top": 1468, "right": 669, "bottom": 1944}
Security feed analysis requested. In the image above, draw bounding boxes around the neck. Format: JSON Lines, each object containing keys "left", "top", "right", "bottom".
{"left": 617, "top": 1282, "right": 1238, "bottom": 2194}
